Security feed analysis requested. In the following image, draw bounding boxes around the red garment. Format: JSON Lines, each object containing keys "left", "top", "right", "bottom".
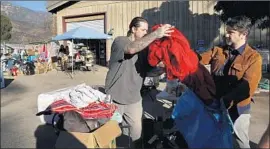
{"left": 76, "top": 52, "right": 81, "bottom": 59}
{"left": 148, "top": 24, "right": 199, "bottom": 81}
{"left": 42, "top": 44, "right": 48, "bottom": 58}
{"left": 148, "top": 25, "right": 216, "bottom": 104}
{"left": 11, "top": 67, "right": 18, "bottom": 76}
{"left": 49, "top": 100, "right": 117, "bottom": 119}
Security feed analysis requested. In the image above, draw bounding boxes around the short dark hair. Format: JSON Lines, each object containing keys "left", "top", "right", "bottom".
{"left": 226, "top": 16, "right": 252, "bottom": 35}
{"left": 127, "top": 17, "right": 148, "bottom": 36}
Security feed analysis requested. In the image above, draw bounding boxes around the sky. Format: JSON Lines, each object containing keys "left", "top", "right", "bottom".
{"left": 10, "top": 1, "right": 47, "bottom": 12}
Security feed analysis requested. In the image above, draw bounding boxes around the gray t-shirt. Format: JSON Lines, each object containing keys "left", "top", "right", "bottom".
{"left": 105, "top": 36, "right": 143, "bottom": 104}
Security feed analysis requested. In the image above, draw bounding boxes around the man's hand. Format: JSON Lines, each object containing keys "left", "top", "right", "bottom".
{"left": 154, "top": 24, "right": 174, "bottom": 38}
{"left": 157, "top": 61, "right": 165, "bottom": 68}
{"left": 125, "top": 24, "right": 174, "bottom": 54}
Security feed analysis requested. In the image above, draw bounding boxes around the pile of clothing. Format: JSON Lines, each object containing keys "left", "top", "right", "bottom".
{"left": 67, "top": 84, "right": 108, "bottom": 108}
{"left": 47, "top": 84, "right": 118, "bottom": 120}
{"left": 37, "top": 84, "right": 121, "bottom": 133}
{"left": 50, "top": 99, "right": 117, "bottom": 120}
{"left": 148, "top": 24, "right": 216, "bottom": 105}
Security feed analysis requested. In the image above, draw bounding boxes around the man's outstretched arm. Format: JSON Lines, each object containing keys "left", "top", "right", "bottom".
{"left": 125, "top": 24, "right": 174, "bottom": 54}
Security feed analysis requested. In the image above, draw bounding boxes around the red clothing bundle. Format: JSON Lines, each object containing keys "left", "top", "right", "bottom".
{"left": 148, "top": 24, "right": 216, "bottom": 104}
{"left": 49, "top": 100, "right": 117, "bottom": 119}
{"left": 148, "top": 25, "right": 198, "bottom": 81}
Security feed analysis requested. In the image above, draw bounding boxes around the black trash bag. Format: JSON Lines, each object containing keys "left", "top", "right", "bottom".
{"left": 22, "top": 61, "right": 35, "bottom": 75}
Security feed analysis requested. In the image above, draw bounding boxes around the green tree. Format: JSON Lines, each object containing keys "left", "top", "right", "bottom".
{"left": 214, "top": 1, "right": 270, "bottom": 29}
{"left": 1, "top": 15, "right": 13, "bottom": 42}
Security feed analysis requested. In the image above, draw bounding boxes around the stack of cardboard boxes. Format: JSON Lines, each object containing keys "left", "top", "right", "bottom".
{"left": 34, "top": 61, "right": 48, "bottom": 74}
{"left": 26, "top": 49, "right": 36, "bottom": 56}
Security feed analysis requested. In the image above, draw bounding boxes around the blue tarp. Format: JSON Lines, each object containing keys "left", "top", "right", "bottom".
{"left": 52, "top": 26, "right": 112, "bottom": 41}
{"left": 172, "top": 88, "right": 234, "bottom": 148}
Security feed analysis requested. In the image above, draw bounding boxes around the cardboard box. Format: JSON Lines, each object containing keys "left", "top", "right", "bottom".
{"left": 54, "top": 120, "right": 121, "bottom": 148}
{"left": 35, "top": 67, "right": 45, "bottom": 74}
{"left": 51, "top": 62, "right": 57, "bottom": 69}
{"left": 27, "top": 49, "right": 35, "bottom": 56}
{"left": 34, "top": 62, "right": 40, "bottom": 67}
{"left": 34, "top": 62, "right": 49, "bottom": 74}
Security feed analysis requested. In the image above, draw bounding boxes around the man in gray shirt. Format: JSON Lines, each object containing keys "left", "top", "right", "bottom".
{"left": 105, "top": 17, "right": 173, "bottom": 146}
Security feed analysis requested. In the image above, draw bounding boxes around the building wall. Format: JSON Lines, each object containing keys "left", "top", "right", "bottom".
{"left": 52, "top": 13, "right": 58, "bottom": 37}
{"left": 54, "top": 1, "right": 270, "bottom": 63}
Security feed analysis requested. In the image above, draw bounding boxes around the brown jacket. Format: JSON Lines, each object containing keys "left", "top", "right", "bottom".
{"left": 200, "top": 44, "right": 262, "bottom": 107}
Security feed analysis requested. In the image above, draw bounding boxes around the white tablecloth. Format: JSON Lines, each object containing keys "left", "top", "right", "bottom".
{"left": 37, "top": 85, "right": 77, "bottom": 124}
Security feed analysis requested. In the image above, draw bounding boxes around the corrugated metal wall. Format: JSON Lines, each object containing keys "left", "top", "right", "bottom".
{"left": 56, "top": 1, "right": 270, "bottom": 62}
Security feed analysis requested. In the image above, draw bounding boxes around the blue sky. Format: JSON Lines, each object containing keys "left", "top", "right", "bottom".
{"left": 10, "top": 1, "right": 47, "bottom": 12}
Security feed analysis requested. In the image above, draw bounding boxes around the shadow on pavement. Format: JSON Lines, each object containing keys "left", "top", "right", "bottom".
{"left": 34, "top": 124, "right": 88, "bottom": 149}
{"left": 34, "top": 125, "right": 58, "bottom": 149}
{"left": 4, "top": 78, "right": 14, "bottom": 88}
{"left": 1, "top": 79, "right": 29, "bottom": 107}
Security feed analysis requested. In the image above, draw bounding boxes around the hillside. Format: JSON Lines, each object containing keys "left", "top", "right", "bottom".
{"left": 1, "top": 1, "right": 53, "bottom": 43}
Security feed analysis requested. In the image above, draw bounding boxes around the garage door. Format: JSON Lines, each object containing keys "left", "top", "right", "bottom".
{"left": 66, "top": 19, "right": 105, "bottom": 33}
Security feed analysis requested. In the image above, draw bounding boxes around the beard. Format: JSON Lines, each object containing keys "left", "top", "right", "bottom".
{"left": 225, "top": 38, "right": 233, "bottom": 46}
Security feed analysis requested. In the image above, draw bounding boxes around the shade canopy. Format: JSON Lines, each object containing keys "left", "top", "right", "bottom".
{"left": 52, "top": 26, "right": 112, "bottom": 41}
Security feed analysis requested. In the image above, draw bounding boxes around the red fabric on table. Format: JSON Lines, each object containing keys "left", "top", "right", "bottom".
{"left": 49, "top": 100, "right": 117, "bottom": 119}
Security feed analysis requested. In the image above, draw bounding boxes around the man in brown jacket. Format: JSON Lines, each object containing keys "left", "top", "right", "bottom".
{"left": 200, "top": 16, "right": 262, "bottom": 148}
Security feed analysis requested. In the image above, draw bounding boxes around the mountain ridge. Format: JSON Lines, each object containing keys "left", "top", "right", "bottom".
{"left": 1, "top": 1, "right": 53, "bottom": 43}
